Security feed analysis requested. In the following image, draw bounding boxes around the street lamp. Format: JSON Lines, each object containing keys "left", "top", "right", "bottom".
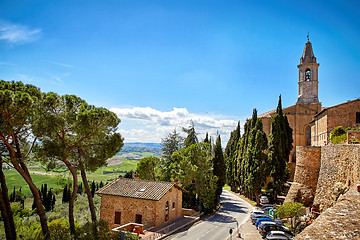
{"left": 199, "top": 167, "right": 213, "bottom": 214}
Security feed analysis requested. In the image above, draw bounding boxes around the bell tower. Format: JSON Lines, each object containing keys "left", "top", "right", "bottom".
{"left": 296, "top": 39, "right": 320, "bottom": 104}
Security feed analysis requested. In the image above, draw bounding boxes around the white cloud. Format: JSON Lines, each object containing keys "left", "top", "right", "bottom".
{"left": 111, "top": 106, "right": 244, "bottom": 145}
{"left": 0, "top": 20, "right": 41, "bottom": 44}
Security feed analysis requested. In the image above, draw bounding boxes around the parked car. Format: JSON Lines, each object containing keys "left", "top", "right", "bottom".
{"left": 259, "top": 224, "right": 293, "bottom": 238}
{"left": 257, "top": 221, "right": 276, "bottom": 230}
{"left": 266, "top": 231, "right": 295, "bottom": 240}
{"left": 260, "top": 195, "right": 270, "bottom": 204}
{"left": 251, "top": 214, "right": 270, "bottom": 224}
{"left": 264, "top": 236, "right": 289, "bottom": 240}
{"left": 250, "top": 209, "right": 265, "bottom": 218}
{"left": 255, "top": 217, "right": 274, "bottom": 227}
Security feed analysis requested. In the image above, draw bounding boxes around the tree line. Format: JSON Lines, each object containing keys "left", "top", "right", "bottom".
{"left": 225, "top": 95, "right": 293, "bottom": 201}
{"left": 136, "top": 120, "right": 226, "bottom": 213}
{"left": 0, "top": 80, "right": 124, "bottom": 240}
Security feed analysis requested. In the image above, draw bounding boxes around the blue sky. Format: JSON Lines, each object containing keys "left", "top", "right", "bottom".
{"left": 1, "top": 0, "right": 359, "bottom": 144}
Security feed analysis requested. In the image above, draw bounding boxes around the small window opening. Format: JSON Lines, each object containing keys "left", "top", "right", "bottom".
{"left": 172, "top": 202, "right": 175, "bottom": 209}
{"left": 114, "top": 211, "right": 121, "bottom": 225}
{"left": 305, "top": 69, "right": 311, "bottom": 81}
{"left": 138, "top": 188, "right": 146, "bottom": 192}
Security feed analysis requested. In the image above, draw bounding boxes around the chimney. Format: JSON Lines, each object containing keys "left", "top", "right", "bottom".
{"left": 174, "top": 177, "right": 178, "bottom": 185}
{"left": 134, "top": 173, "right": 139, "bottom": 180}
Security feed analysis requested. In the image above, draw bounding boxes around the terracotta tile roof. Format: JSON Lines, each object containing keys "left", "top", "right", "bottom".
{"left": 258, "top": 109, "right": 276, "bottom": 118}
{"left": 313, "top": 99, "right": 360, "bottom": 118}
{"left": 96, "top": 178, "right": 185, "bottom": 201}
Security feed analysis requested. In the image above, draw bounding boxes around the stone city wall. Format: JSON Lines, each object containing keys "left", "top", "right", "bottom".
{"left": 284, "top": 146, "right": 321, "bottom": 206}
{"left": 313, "top": 145, "right": 360, "bottom": 211}
{"left": 285, "top": 145, "right": 360, "bottom": 212}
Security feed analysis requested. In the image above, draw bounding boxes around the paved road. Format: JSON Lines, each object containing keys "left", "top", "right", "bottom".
{"left": 167, "top": 190, "right": 253, "bottom": 240}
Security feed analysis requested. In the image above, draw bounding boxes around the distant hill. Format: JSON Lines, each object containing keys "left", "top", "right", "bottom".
{"left": 115, "top": 142, "right": 162, "bottom": 159}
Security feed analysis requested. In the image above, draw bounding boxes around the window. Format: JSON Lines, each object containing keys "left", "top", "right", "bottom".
{"left": 114, "top": 211, "right": 121, "bottom": 225}
{"left": 356, "top": 112, "right": 360, "bottom": 123}
{"left": 305, "top": 69, "right": 311, "bottom": 81}
{"left": 172, "top": 202, "right": 175, "bottom": 209}
{"left": 165, "top": 201, "right": 169, "bottom": 221}
{"left": 135, "top": 214, "right": 142, "bottom": 224}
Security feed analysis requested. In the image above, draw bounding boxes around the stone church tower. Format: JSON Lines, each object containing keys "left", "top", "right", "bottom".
{"left": 297, "top": 40, "right": 320, "bottom": 104}
{"left": 259, "top": 39, "right": 322, "bottom": 162}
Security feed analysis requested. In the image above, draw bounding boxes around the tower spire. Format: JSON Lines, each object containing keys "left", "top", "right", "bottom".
{"left": 297, "top": 40, "right": 320, "bottom": 104}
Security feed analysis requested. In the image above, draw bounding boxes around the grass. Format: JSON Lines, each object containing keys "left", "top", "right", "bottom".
{"left": 4, "top": 159, "right": 139, "bottom": 195}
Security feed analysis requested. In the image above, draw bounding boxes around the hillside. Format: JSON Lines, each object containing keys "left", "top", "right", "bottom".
{"left": 115, "top": 142, "right": 162, "bottom": 160}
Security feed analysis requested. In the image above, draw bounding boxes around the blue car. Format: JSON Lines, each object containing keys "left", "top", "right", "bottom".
{"left": 255, "top": 218, "right": 274, "bottom": 227}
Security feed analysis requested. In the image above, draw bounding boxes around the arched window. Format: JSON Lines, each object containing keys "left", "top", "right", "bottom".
{"left": 305, "top": 69, "right": 311, "bottom": 81}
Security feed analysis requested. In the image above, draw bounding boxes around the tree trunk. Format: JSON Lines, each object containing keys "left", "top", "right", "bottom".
{"left": 80, "top": 164, "right": 97, "bottom": 222}
{"left": 63, "top": 160, "right": 78, "bottom": 238}
{"left": 79, "top": 162, "right": 98, "bottom": 238}
{"left": 0, "top": 157, "right": 16, "bottom": 240}
{"left": 7, "top": 147, "right": 49, "bottom": 239}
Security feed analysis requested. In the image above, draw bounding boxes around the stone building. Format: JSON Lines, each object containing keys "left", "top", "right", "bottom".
{"left": 259, "top": 39, "right": 360, "bottom": 161}
{"left": 97, "top": 178, "right": 185, "bottom": 230}
{"left": 311, "top": 99, "right": 360, "bottom": 146}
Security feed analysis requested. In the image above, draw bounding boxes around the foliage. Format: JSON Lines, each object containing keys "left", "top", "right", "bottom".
{"left": 170, "top": 142, "right": 213, "bottom": 210}
{"left": 124, "top": 170, "right": 134, "bottom": 179}
{"left": 160, "top": 129, "right": 184, "bottom": 181}
{"left": 62, "top": 184, "right": 71, "bottom": 203}
{"left": 268, "top": 96, "right": 293, "bottom": 199}
{"left": 212, "top": 135, "right": 226, "bottom": 205}
{"left": 237, "top": 109, "right": 268, "bottom": 199}
{"left": 224, "top": 122, "right": 241, "bottom": 192}
{"left": 182, "top": 120, "right": 198, "bottom": 148}
{"left": 276, "top": 202, "right": 305, "bottom": 229}
{"left": 329, "top": 126, "right": 347, "bottom": 144}
{"left": 34, "top": 92, "right": 124, "bottom": 234}
{"left": 200, "top": 173, "right": 218, "bottom": 213}
{"left": 136, "top": 157, "right": 159, "bottom": 180}
{"left": 0, "top": 80, "right": 49, "bottom": 237}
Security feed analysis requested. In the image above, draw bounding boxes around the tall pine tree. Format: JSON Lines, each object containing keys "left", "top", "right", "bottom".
{"left": 268, "top": 95, "right": 293, "bottom": 200}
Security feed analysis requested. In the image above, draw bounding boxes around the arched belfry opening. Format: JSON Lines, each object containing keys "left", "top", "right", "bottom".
{"left": 305, "top": 69, "right": 311, "bottom": 81}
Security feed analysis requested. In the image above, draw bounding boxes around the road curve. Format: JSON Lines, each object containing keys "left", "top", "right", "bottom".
{"left": 167, "top": 189, "right": 253, "bottom": 240}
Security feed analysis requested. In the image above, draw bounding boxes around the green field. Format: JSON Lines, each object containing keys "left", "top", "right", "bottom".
{"left": 4, "top": 159, "right": 139, "bottom": 195}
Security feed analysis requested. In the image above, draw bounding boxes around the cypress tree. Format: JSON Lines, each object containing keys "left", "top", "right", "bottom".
{"left": 62, "top": 185, "right": 67, "bottom": 203}
{"left": 268, "top": 95, "right": 293, "bottom": 200}
{"left": 183, "top": 120, "right": 198, "bottom": 147}
{"left": 91, "top": 181, "right": 96, "bottom": 198}
{"left": 51, "top": 194, "right": 56, "bottom": 211}
{"left": 203, "top": 133, "right": 210, "bottom": 143}
{"left": 225, "top": 122, "right": 241, "bottom": 192}
{"left": 213, "top": 135, "right": 226, "bottom": 205}
{"left": 67, "top": 185, "right": 71, "bottom": 202}
{"left": 239, "top": 109, "right": 268, "bottom": 199}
